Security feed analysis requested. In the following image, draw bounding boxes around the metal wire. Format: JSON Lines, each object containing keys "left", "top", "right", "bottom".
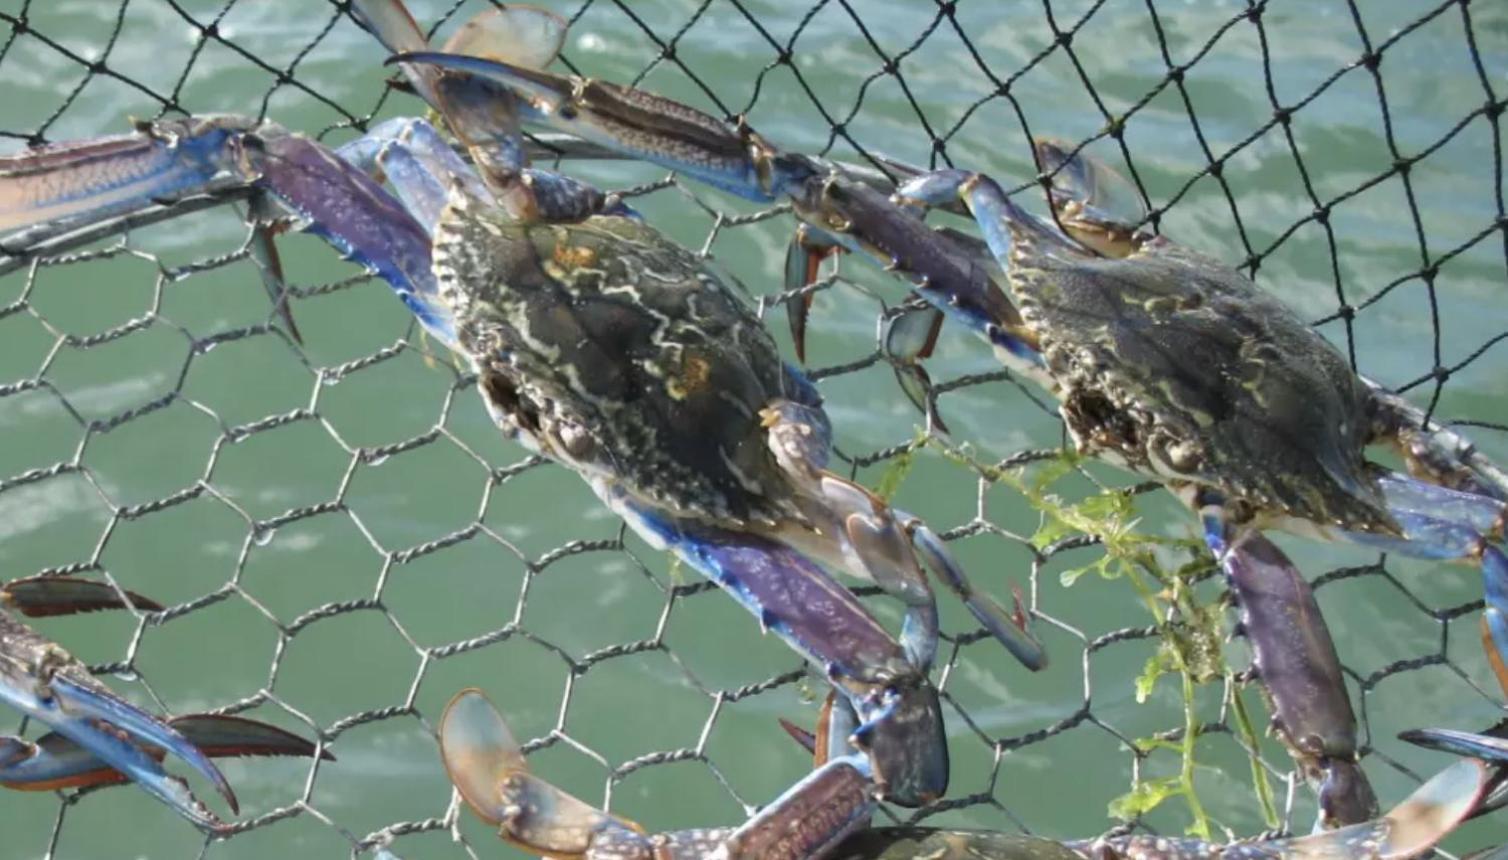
{"left": 0, "top": 1, "right": 1504, "bottom": 858}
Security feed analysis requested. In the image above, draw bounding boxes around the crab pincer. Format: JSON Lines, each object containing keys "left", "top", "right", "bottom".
{"left": 0, "top": 0, "right": 1051, "bottom": 810}
{"left": 0, "top": 577, "right": 236, "bottom": 829}
{"left": 440, "top": 689, "right": 878, "bottom": 860}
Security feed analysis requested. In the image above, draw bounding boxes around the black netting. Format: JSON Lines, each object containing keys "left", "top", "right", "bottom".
{"left": 0, "top": 1, "right": 1504, "bottom": 858}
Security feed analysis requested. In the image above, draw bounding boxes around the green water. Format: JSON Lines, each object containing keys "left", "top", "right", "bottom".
{"left": 1, "top": 1, "right": 1505, "bottom": 858}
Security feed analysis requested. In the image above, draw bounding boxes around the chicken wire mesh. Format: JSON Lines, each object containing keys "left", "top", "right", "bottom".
{"left": 0, "top": 0, "right": 1505, "bottom": 858}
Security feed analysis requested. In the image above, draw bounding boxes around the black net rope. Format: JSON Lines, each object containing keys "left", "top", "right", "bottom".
{"left": 0, "top": 1, "right": 1504, "bottom": 858}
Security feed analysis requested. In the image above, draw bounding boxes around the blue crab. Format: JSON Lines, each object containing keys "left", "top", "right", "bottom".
{"left": 377, "top": 54, "right": 1508, "bottom": 827}
{"left": 0, "top": 576, "right": 326, "bottom": 830}
{"left": 883, "top": 141, "right": 1508, "bottom": 828}
{"left": 0, "top": 0, "right": 1054, "bottom": 807}
{"left": 431, "top": 683, "right": 1507, "bottom": 860}
{"left": 428, "top": 539, "right": 1508, "bottom": 856}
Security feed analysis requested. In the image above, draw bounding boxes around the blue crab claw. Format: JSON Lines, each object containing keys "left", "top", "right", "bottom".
{"left": 0, "top": 714, "right": 329, "bottom": 792}
{"left": 385, "top": 51, "right": 768, "bottom": 203}
{"left": 52, "top": 676, "right": 237, "bottom": 812}
{"left": 442, "top": 689, "right": 876, "bottom": 859}
{"left": 1400, "top": 726, "right": 1508, "bottom": 764}
{"left": 1031, "top": 138, "right": 1147, "bottom": 257}
{"left": 352, "top": 0, "right": 565, "bottom": 98}
{"left": 789, "top": 472, "right": 1045, "bottom": 674}
{"left": 909, "top": 520, "right": 1045, "bottom": 671}
{"left": 0, "top": 577, "right": 243, "bottom": 828}
{"left": 355, "top": 0, "right": 575, "bottom": 212}
{"left": 0, "top": 670, "right": 237, "bottom": 830}
{"left": 779, "top": 689, "right": 935, "bottom": 822}
{"left": 0, "top": 116, "right": 450, "bottom": 347}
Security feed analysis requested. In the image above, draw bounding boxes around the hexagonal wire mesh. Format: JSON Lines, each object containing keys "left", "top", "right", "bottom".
{"left": 1, "top": 0, "right": 1506, "bottom": 858}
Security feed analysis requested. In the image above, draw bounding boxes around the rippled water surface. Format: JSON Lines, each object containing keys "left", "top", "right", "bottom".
{"left": 1, "top": 1, "right": 1505, "bottom": 858}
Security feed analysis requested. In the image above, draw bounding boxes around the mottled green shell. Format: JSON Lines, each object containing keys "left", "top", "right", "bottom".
{"left": 1010, "top": 229, "right": 1394, "bottom": 533}
{"left": 432, "top": 195, "right": 820, "bottom": 526}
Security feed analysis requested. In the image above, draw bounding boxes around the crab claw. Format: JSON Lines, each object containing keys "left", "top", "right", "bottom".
{"left": 784, "top": 224, "right": 839, "bottom": 365}
{"left": 0, "top": 669, "right": 237, "bottom": 830}
{"left": 384, "top": 50, "right": 766, "bottom": 202}
{"left": 1400, "top": 725, "right": 1508, "bottom": 825}
{"left": 439, "top": 689, "right": 643, "bottom": 854}
{"left": 845, "top": 677, "right": 947, "bottom": 807}
{"left": 57, "top": 677, "right": 236, "bottom": 810}
{"left": 1031, "top": 138, "right": 1146, "bottom": 257}
{"left": 797, "top": 474, "right": 1046, "bottom": 674}
{"left": 1079, "top": 755, "right": 1499, "bottom": 860}
{"left": 883, "top": 305, "right": 950, "bottom": 435}
{"left": 0, "top": 116, "right": 448, "bottom": 346}
{"left": 611, "top": 495, "right": 951, "bottom": 808}
{"left": 1295, "top": 757, "right": 1499, "bottom": 859}
{"left": 354, "top": 0, "right": 573, "bottom": 212}
{"left": 0, "top": 714, "right": 329, "bottom": 792}
{"left": 0, "top": 577, "right": 244, "bottom": 829}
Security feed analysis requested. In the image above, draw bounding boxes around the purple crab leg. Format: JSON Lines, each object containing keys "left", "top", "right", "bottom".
{"left": 609, "top": 490, "right": 947, "bottom": 807}
{"left": 0, "top": 116, "right": 454, "bottom": 348}
{"left": 0, "top": 124, "right": 249, "bottom": 234}
{"left": 1213, "top": 525, "right": 1378, "bottom": 827}
{"left": 0, "top": 713, "right": 328, "bottom": 791}
{"left": 442, "top": 688, "right": 876, "bottom": 860}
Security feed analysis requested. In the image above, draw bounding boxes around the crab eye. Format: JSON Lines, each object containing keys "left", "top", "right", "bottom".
{"left": 556, "top": 420, "right": 595, "bottom": 461}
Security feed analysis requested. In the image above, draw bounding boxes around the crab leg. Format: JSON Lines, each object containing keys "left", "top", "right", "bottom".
{"left": 1213, "top": 528, "right": 1378, "bottom": 827}
{"left": 0, "top": 577, "right": 237, "bottom": 830}
{"left": 445, "top": 685, "right": 1505, "bottom": 860}
{"left": 882, "top": 305, "right": 950, "bottom": 433}
{"left": 1, "top": 713, "right": 328, "bottom": 791}
{"left": 606, "top": 486, "right": 948, "bottom": 807}
{"left": 0, "top": 116, "right": 454, "bottom": 348}
{"left": 440, "top": 689, "right": 876, "bottom": 860}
